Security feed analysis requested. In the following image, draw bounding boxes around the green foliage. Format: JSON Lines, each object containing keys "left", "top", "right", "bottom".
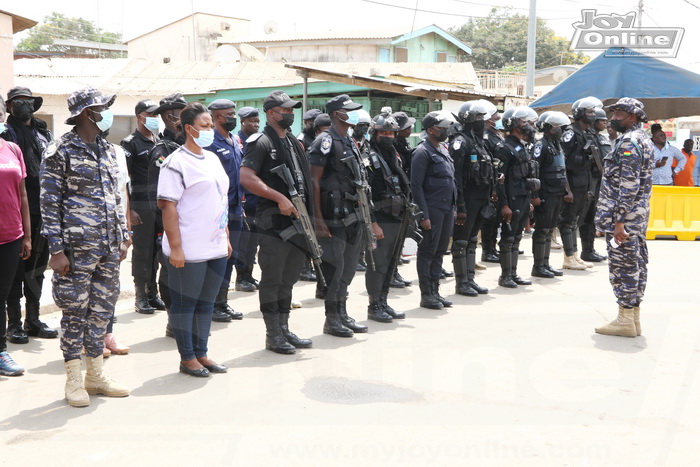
{"left": 16, "top": 12, "right": 124, "bottom": 57}
{"left": 450, "top": 8, "right": 589, "bottom": 70}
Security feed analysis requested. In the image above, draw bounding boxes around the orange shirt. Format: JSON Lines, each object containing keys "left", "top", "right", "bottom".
{"left": 674, "top": 149, "right": 696, "bottom": 186}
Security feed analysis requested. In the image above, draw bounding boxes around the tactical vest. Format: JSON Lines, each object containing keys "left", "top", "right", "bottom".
{"left": 535, "top": 138, "right": 567, "bottom": 189}
{"left": 369, "top": 149, "right": 406, "bottom": 218}
{"left": 319, "top": 133, "right": 360, "bottom": 220}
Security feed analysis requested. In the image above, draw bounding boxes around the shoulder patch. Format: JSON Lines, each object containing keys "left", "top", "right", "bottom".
{"left": 246, "top": 133, "right": 262, "bottom": 143}
{"left": 452, "top": 139, "right": 462, "bottom": 151}
{"left": 562, "top": 130, "right": 574, "bottom": 143}
{"left": 44, "top": 140, "right": 59, "bottom": 159}
{"left": 533, "top": 144, "right": 542, "bottom": 158}
{"left": 320, "top": 135, "right": 332, "bottom": 155}
{"left": 122, "top": 134, "right": 134, "bottom": 144}
{"left": 155, "top": 154, "right": 166, "bottom": 167}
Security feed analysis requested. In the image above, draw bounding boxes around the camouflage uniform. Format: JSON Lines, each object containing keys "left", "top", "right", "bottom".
{"left": 595, "top": 121, "right": 654, "bottom": 308}
{"left": 40, "top": 124, "right": 128, "bottom": 361}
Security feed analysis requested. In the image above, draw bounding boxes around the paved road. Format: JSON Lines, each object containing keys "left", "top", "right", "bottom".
{"left": 2, "top": 237, "right": 699, "bottom": 466}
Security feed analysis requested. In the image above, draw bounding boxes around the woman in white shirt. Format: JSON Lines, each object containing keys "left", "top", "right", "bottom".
{"left": 158, "top": 102, "right": 231, "bottom": 377}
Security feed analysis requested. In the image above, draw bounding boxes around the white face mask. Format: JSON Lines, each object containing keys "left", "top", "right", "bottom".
{"left": 192, "top": 129, "right": 215, "bottom": 148}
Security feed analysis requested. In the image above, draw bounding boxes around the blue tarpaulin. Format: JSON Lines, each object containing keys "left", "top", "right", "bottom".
{"left": 530, "top": 48, "right": 700, "bottom": 120}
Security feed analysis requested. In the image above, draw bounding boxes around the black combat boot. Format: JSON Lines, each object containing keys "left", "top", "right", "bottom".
{"left": 339, "top": 299, "right": 368, "bottom": 332}
{"left": 431, "top": 280, "right": 452, "bottom": 307}
{"left": 213, "top": 287, "right": 239, "bottom": 321}
{"left": 23, "top": 301, "right": 58, "bottom": 338}
{"left": 367, "top": 296, "right": 393, "bottom": 323}
{"left": 279, "top": 312, "right": 312, "bottom": 348}
{"left": 453, "top": 240, "right": 477, "bottom": 296}
{"left": 263, "top": 313, "right": 296, "bottom": 354}
{"left": 532, "top": 236, "right": 555, "bottom": 278}
{"left": 394, "top": 270, "right": 411, "bottom": 286}
{"left": 147, "top": 282, "right": 166, "bottom": 310}
{"left": 380, "top": 290, "right": 405, "bottom": 319}
{"left": 498, "top": 243, "right": 517, "bottom": 288}
{"left": 419, "top": 279, "right": 443, "bottom": 309}
{"left": 299, "top": 259, "right": 317, "bottom": 282}
{"left": 543, "top": 238, "right": 563, "bottom": 276}
{"left": 323, "top": 301, "right": 354, "bottom": 337}
{"left": 510, "top": 249, "right": 532, "bottom": 285}
{"left": 234, "top": 265, "right": 256, "bottom": 292}
{"left": 6, "top": 303, "right": 28, "bottom": 344}
{"left": 134, "top": 283, "right": 155, "bottom": 314}
{"left": 466, "top": 245, "right": 488, "bottom": 294}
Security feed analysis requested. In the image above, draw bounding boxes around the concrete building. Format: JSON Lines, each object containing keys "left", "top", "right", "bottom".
{"left": 0, "top": 9, "right": 37, "bottom": 94}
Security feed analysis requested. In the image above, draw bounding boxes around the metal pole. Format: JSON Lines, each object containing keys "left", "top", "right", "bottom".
{"left": 525, "top": 0, "right": 537, "bottom": 97}
{"left": 302, "top": 73, "right": 308, "bottom": 114}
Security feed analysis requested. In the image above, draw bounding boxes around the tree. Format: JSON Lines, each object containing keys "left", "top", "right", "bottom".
{"left": 16, "top": 12, "right": 124, "bottom": 58}
{"left": 450, "top": 8, "right": 589, "bottom": 70}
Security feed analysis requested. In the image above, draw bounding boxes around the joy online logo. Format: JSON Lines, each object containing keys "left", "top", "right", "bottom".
{"left": 570, "top": 10, "right": 684, "bottom": 58}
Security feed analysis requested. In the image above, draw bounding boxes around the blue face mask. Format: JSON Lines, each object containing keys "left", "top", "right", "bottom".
{"left": 192, "top": 128, "right": 215, "bottom": 148}
{"left": 0, "top": 123, "right": 5, "bottom": 134}
{"left": 494, "top": 119, "right": 504, "bottom": 131}
{"left": 95, "top": 109, "right": 114, "bottom": 132}
{"left": 145, "top": 116, "right": 160, "bottom": 134}
{"left": 345, "top": 111, "right": 361, "bottom": 126}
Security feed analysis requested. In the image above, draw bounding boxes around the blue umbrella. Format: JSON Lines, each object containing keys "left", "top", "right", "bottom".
{"left": 530, "top": 47, "right": 700, "bottom": 120}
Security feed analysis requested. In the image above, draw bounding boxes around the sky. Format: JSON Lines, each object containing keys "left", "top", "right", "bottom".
{"left": 10, "top": 0, "right": 700, "bottom": 71}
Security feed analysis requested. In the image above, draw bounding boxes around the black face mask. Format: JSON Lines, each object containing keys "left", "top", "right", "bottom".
{"left": 521, "top": 124, "right": 536, "bottom": 141}
{"left": 550, "top": 126, "right": 563, "bottom": 139}
{"left": 222, "top": 117, "right": 237, "bottom": 132}
{"left": 12, "top": 101, "right": 33, "bottom": 122}
{"left": 435, "top": 127, "right": 449, "bottom": 142}
{"left": 609, "top": 119, "right": 626, "bottom": 133}
{"left": 278, "top": 113, "right": 295, "bottom": 129}
{"left": 471, "top": 120, "right": 486, "bottom": 139}
{"left": 353, "top": 124, "right": 369, "bottom": 139}
{"left": 581, "top": 114, "right": 596, "bottom": 124}
{"left": 378, "top": 136, "right": 394, "bottom": 150}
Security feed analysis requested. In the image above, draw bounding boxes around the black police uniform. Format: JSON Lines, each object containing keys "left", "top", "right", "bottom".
{"left": 393, "top": 136, "right": 413, "bottom": 178}
{"left": 308, "top": 125, "right": 368, "bottom": 336}
{"left": 558, "top": 121, "right": 593, "bottom": 257}
{"left": 236, "top": 129, "right": 261, "bottom": 287}
{"left": 450, "top": 125, "right": 495, "bottom": 296}
{"left": 531, "top": 134, "right": 568, "bottom": 276}
{"left": 411, "top": 138, "right": 456, "bottom": 302}
{"left": 241, "top": 124, "right": 312, "bottom": 352}
{"left": 364, "top": 139, "right": 411, "bottom": 322}
{"left": 578, "top": 130, "right": 610, "bottom": 261}
{"left": 480, "top": 127, "right": 505, "bottom": 262}
{"left": 122, "top": 129, "right": 160, "bottom": 310}
{"left": 496, "top": 134, "right": 536, "bottom": 286}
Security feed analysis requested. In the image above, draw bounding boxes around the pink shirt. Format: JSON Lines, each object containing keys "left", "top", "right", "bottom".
{"left": 157, "top": 146, "right": 229, "bottom": 262}
{"left": 0, "top": 141, "right": 26, "bottom": 245}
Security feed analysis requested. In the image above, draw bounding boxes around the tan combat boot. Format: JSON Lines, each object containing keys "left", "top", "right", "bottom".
{"left": 563, "top": 255, "right": 587, "bottom": 270}
{"left": 633, "top": 306, "right": 641, "bottom": 336}
{"left": 595, "top": 306, "right": 637, "bottom": 337}
{"left": 574, "top": 252, "right": 594, "bottom": 268}
{"left": 551, "top": 228, "right": 563, "bottom": 249}
{"left": 64, "top": 359, "right": 90, "bottom": 407}
{"left": 84, "top": 355, "right": 130, "bottom": 397}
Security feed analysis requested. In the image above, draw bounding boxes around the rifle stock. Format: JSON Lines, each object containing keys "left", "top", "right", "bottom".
{"left": 341, "top": 155, "right": 376, "bottom": 271}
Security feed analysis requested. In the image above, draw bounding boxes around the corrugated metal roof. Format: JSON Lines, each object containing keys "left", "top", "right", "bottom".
{"left": 224, "top": 26, "right": 421, "bottom": 45}
{"left": 13, "top": 58, "right": 481, "bottom": 97}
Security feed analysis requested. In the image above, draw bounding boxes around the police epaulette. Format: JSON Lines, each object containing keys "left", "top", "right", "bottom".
{"left": 246, "top": 133, "right": 263, "bottom": 143}
{"left": 122, "top": 134, "right": 135, "bottom": 144}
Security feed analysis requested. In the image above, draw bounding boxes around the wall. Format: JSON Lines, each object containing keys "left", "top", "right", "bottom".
{"left": 393, "top": 34, "right": 461, "bottom": 62}
{"left": 260, "top": 44, "right": 382, "bottom": 63}
{"left": 128, "top": 14, "right": 250, "bottom": 62}
{"left": 0, "top": 13, "right": 14, "bottom": 95}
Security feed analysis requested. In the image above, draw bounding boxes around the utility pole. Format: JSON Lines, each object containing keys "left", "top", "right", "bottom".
{"left": 637, "top": 0, "right": 644, "bottom": 28}
{"left": 525, "top": 0, "right": 537, "bottom": 97}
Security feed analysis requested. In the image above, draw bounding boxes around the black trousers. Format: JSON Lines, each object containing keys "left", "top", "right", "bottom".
{"left": 558, "top": 188, "right": 591, "bottom": 256}
{"left": 500, "top": 195, "right": 530, "bottom": 250}
{"left": 8, "top": 213, "right": 48, "bottom": 306}
{"left": 579, "top": 177, "right": 601, "bottom": 250}
{"left": 131, "top": 209, "right": 159, "bottom": 286}
{"left": 416, "top": 205, "right": 454, "bottom": 282}
{"left": 365, "top": 214, "right": 401, "bottom": 298}
{"left": 453, "top": 197, "right": 489, "bottom": 244}
{"left": 0, "top": 239, "right": 22, "bottom": 352}
{"left": 238, "top": 196, "right": 259, "bottom": 274}
{"left": 533, "top": 193, "right": 564, "bottom": 240}
{"left": 319, "top": 221, "right": 363, "bottom": 302}
{"left": 257, "top": 229, "right": 306, "bottom": 314}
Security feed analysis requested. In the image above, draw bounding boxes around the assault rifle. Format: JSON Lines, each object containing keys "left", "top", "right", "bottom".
{"left": 341, "top": 155, "right": 376, "bottom": 271}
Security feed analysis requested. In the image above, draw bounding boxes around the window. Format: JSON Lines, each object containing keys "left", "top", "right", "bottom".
{"left": 447, "top": 55, "right": 457, "bottom": 63}
{"left": 394, "top": 47, "right": 408, "bottom": 62}
{"left": 436, "top": 51, "right": 447, "bottom": 62}
{"left": 378, "top": 47, "right": 390, "bottom": 62}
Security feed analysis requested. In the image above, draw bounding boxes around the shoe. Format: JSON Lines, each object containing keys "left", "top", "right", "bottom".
{"left": 263, "top": 314, "right": 297, "bottom": 353}
{"left": 220, "top": 303, "right": 243, "bottom": 320}
{"left": 0, "top": 351, "right": 24, "bottom": 376}
{"left": 291, "top": 299, "right": 302, "bottom": 309}
{"left": 400, "top": 257, "right": 410, "bottom": 265}
{"left": 419, "top": 280, "right": 443, "bottom": 309}
{"left": 389, "top": 276, "right": 405, "bottom": 288}
{"left": 299, "top": 270, "right": 317, "bottom": 282}
{"left": 441, "top": 268, "right": 454, "bottom": 278}
{"left": 367, "top": 301, "right": 393, "bottom": 323}
{"left": 165, "top": 324, "right": 175, "bottom": 338}
{"left": 85, "top": 355, "right": 130, "bottom": 396}
{"left": 235, "top": 280, "right": 256, "bottom": 292}
{"left": 338, "top": 301, "right": 368, "bottom": 333}
{"left": 595, "top": 306, "right": 637, "bottom": 338}
{"left": 102, "top": 347, "right": 112, "bottom": 358}
{"left": 394, "top": 271, "right": 412, "bottom": 286}
{"left": 544, "top": 264, "right": 564, "bottom": 276}
{"left": 23, "top": 302, "right": 59, "bottom": 338}
{"left": 148, "top": 296, "right": 167, "bottom": 311}
{"left": 202, "top": 363, "right": 227, "bottom": 373}
{"left": 511, "top": 274, "right": 531, "bottom": 286}
{"left": 475, "top": 262, "right": 487, "bottom": 271}
{"left": 633, "top": 306, "right": 641, "bottom": 336}
{"left": 574, "top": 253, "right": 594, "bottom": 269}
{"left": 212, "top": 307, "right": 233, "bottom": 322}
{"left": 135, "top": 284, "right": 155, "bottom": 314}
{"left": 64, "top": 359, "right": 89, "bottom": 407}
{"left": 498, "top": 275, "right": 518, "bottom": 288}
{"left": 6, "top": 324, "right": 28, "bottom": 345}
{"left": 315, "top": 285, "right": 327, "bottom": 300}
{"left": 468, "top": 280, "right": 488, "bottom": 294}
{"left": 531, "top": 265, "right": 555, "bottom": 278}
{"left": 104, "top": 333, "right": 129, "bottom": 355}
{"left": 563, "top": 255, "right": 587, "bottom": 270}
{"left": 356, "top": 260, "right": 367, "bottom": 272}
{"left": 323, "top": 302, "right": 354, "bottom": 338}
{"left": 179, "top": 363, "right": 211, "bottom": 377}
{"left": 280, "top": 313, "right": 313, "bottom": 348}
{"left": 580, "top": 250, "right": 606, "bottom": 262}
{"left": 431, "top": 280, "right": 453, "bottom": 307}
{"left": 379, "top": 294, "right": 405, "bottom": 319}
{"left": 481, "top": 252, "right": 500, "bottom": 263}
{"left": 456, "top": 281, "right": 478, "bottom": 297}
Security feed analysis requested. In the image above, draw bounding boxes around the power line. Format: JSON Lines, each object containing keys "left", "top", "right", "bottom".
{"left": 679, "top": 0, "right": 700, "bottom": 9}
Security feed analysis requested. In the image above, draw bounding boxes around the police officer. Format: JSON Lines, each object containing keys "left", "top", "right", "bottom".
{"left": 147, "top": 93, "right": 190, "bottom": 336}
{"left": 392, "top": 110, "right": 416, "bottom": 177}
{"left": 235, "top": 107, "right": 262, "bottom": 293}
{"left": 531, "top": 111, "right": 572, "bottom": 278}
{"left": 481, "top": 108, "right": 505, "bottom": 263}
{"left": 240, "top": 90, "right": 312, "bottom": 354}
{"left": 496, "top": 107, "right": 539, "bottom": 288}
{"left": 450, "top": 100, "right": 495, "bottom": 297}
{"left": 411, "top": 112, "right": 456, "bottom": 309}
{"left": 2, "top": 86, "right": 57, "bottom": 342}
{"left": 558, "top": 96, "right": 603, "bottom": 270}
{"left": 308, "top": 94, "right": 369, "bottom": 337}
{"left": 594, "top": 98, "right": 654, "bottom": 338}
{"left": 364, "top": 112, "right": 410, "bottom": 323}
{"left": 298, "top": 108, "right": 322, "bottom": 149}
{"left": 579, "top": 107, "right": 610, "bottom": 262}
{"left": 351, "top": 109, "right": 372, "bottom": 159}
{"left": 122, "top": 99, "right": 163, "bottom": 314}
{"left": 206, "top": 99, "right": 250, "bottom": 325}
{"left": 41, "top": 87, "right": 130, "bottom": 407}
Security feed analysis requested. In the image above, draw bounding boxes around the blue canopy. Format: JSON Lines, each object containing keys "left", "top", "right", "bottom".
{"left": 530, "top": 48, "right": 700, "bottom": 120}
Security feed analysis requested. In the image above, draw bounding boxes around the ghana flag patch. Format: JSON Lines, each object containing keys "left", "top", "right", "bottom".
{"left": 622, "top": 150, "right": 632, "bottom": 157}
